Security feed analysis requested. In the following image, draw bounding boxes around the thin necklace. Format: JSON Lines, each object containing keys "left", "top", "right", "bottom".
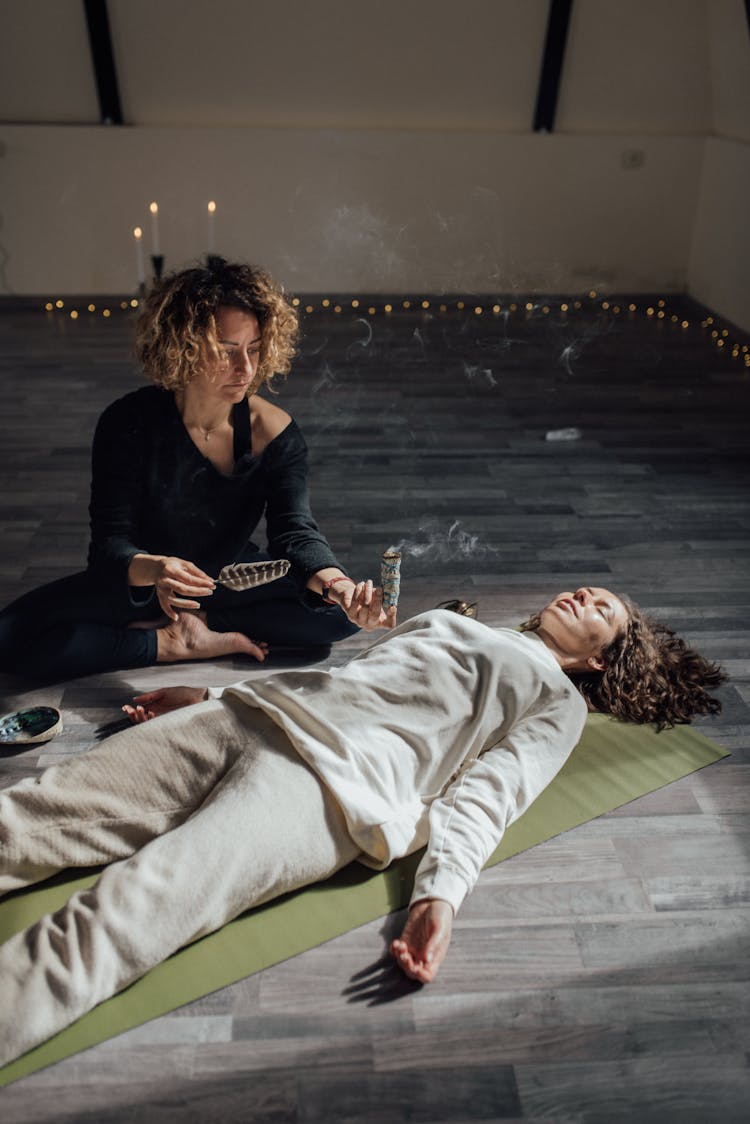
{"left": 177, "top": 398, "right": 231, "bottom": 441}
{"left": 196, "top": 419, "right": 226, "bottom": 442}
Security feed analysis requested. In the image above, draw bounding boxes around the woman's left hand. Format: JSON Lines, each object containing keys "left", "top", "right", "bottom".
{"left": 333, "top": 579, "right": 397, "bottom": 632}
{"left": 391, "top": 898, "right": 454, "bottom": 984}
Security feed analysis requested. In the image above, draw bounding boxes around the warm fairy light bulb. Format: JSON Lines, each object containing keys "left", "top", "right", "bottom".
{"left": 352, "top": 299, "right": 359, "bottom": 308}
{"left": 45, "top": 302, "right": 53, "bottom": 311}
{"left": 70, "top": 310, "right": 78, "bottom": 319}
{"left": 103, "top": 309, "right": 111, "bottom": 317}
{"left": 711, "top": 330, "right": 718, "bottom": 338}
{"left": 682, "top": 320, "right": 689, "bottom": 328}
{"left": 305, "top": 305, "right": 313, "bottom": 314}
{"left": 474, "top": 306, "right": 482, "bottom": 315}
{"left": 368, "top": 306, "right": 375, "bottom": 315}
{"left": 149, "top": 202, "right": 158, "bottom": 216}
{"left": 525, "top": 302, "right": 533, "bottom": 311}
{"left": 208, "top": 200, "right": 216, "bottom": 214}
{"left": 88, "top": 303, "right": 96, "bottom": 312}
{"left": 629, "top": 303, "right": 636, "bottom": 312}
{"left": 384, "top": 303, "right": 392, "bottom": 313}
{"left": 56, "top": 299, "right": 64, "bottom": 308}
{"left": 613, "top": 305, "right": 620, "bottom": 314}
{"left": 440, "top": 303, "right": 447, "bottom": 312}
{"left": 657, "top": 310, "right": 665, "bottom": 319}
{"left": 722, "top": 329, "right": 729, "bottom": 337}
{"left": 560, "top": 303, "right": 568, "bottom": 312}
{"left": 510, "top": 303, "right": 517, "bottom": 311}
{"left": 421, "top": 300, "right": 430, "bottom": 309}
{"left": 334, "top": 305, "right": 341, "bottom": 313}
{"left": 602, "top": 301, "right": 610, "bottom": 310}
{"left": 403, "top": 300, "right": 411, "bottom": 309}
{"left": 657, "top": 299, "right": 665, "bottom": 307}
{"left": 717, "top": 339, "right": 724, "bottom": 347}
{"left": 292, "top": 298, "right": 300, "bottom": 306}
{"left": 120, "top": 301, "right": 128, "bottom": 310}
{"left": 574, "top": 300, "right": 581, "bottom": 309}
{"left": 134, "top": 226, "right": 142, "bottom": 239}
{"left": 647, "top": 307, "right": 655, "bottom": 316}
{"left": 543, "top": 305, "right": 550, "bottom": 314}
{"left": 130, "top": 299, "right": 139, "bottom": 308}
{"left": 456, "top": 301, "right": 464, "bottom": 310}
{"left": 322, "top": 299, "right": 330, "bottom": 307}
{"left": 492, "top": 304, "right": 500, "bottom": 313}
{"left": 589, "top": 290, "right": 597, "bottom": 299}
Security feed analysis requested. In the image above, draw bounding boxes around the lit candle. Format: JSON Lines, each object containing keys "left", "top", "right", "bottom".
{"left": 207, "top": 200, "right": 217, "bottom": 252}
{"left": 149, "top": 201, "right": 160, "bottom": 254}
{"left": 133, "top": 226, "right": 145, "bottom": 286}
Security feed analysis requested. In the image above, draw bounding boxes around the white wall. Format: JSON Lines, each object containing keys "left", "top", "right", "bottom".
{"left": 707, "top": 0, "right": 750, "bottom": 143}
{"left": 688, "top": 138, "right": 750, "bottom": 332}
{"left": 0, "top": 0, "right": 747, "bottom": 323}
{"left": 0, "top": 125, "right": 702, "bottom": 296}
{"left": 686, "top": 2, "right": 750, "bottom": 332}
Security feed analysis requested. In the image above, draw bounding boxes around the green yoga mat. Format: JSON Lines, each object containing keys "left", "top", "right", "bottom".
{"left": 0, "top": 713, "right": 728, "bottom": 1086}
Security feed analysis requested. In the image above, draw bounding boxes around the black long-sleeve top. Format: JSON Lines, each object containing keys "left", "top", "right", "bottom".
{"left": 87, "top": 386, "right": 340, "bottom": 590}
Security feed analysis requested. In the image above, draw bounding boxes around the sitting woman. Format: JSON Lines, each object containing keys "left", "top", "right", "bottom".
{"left": 0, "top": 259, "right": 388, "bottom": 682}
{"left": 0, "top": 587, "right": 725, "bottom": 1065}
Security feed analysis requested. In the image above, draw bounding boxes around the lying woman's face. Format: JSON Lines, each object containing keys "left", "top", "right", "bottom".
{"left": 538, "top": 587, "right": 629, "bottom": 671}
{"left": 199, "top": 307, "right": 262, "bottom": 398}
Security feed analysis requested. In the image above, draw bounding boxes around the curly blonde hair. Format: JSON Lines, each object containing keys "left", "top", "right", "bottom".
{"left": 521, "top": 595, "right": 726, "bottom": 730}
{"left": 134, "top": 258, "right": 299, "bottom": 392}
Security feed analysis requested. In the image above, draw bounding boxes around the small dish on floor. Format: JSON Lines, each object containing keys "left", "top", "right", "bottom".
{"left": 0, "top": 706, "right": 63, "bottom": 746}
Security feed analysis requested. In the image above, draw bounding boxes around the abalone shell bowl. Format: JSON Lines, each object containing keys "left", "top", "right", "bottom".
{"left": 0, "top": 706, "right": 63, "bottom": 746}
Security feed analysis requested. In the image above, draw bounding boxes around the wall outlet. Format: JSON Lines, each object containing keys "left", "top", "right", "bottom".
{"left": 621, "top": 149, "right": 645, "bottom": 170}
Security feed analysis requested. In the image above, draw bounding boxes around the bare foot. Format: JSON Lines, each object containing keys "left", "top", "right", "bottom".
{"left": 156, "top": 612, "right": 269, "bottom": 663}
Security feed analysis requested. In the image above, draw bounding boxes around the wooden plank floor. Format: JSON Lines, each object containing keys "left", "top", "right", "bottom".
{"left": 0, "top": 294, "right": 749, "bottom": 1122}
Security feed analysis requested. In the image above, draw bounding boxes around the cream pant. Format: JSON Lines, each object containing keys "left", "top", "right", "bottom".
{"left": 0, "top": 699, "right": 359, "bottom": 1067}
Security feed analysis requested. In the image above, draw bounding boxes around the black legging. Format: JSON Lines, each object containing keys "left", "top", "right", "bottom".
{"left": 0, "top": 553, "right": 357, "bottom": 682}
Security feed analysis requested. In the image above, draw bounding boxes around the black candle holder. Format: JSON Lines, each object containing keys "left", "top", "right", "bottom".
{"left": 151, "top": 254, "right": 164, "bottom": 282}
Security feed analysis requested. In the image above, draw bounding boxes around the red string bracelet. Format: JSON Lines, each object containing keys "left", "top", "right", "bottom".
{"left": 322, "top": 576, "right": 356, "bottom": 604}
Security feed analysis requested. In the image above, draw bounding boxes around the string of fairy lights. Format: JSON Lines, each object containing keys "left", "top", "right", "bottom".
{"left": 42, "top": 290, "right": 750, "bottom": 368}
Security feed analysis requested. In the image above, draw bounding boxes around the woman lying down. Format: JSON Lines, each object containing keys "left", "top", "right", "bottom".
{"left": 0, "top": 587, "right": 725, "bottom": 1066}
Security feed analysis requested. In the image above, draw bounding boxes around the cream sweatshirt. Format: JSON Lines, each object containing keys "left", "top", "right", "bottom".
{"left": 212, "top": 610, "right": 587, "bottom": 914}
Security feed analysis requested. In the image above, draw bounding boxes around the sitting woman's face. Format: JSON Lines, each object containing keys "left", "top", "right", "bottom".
{"left": 199, "top": 307, "right": 262, "bottom": 399}
{"left": 538, "top": 587, "right": 629, "bottom": 671}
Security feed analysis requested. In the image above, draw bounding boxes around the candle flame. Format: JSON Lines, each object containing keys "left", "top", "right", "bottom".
{"left": 208, "top": 200, "right": 217, "bottom": 213}
{"left": 134, "top": 227, "right": 142, "bottom": 239}
{"left": 149, "top": 201, "right": 158, "bottom": 215}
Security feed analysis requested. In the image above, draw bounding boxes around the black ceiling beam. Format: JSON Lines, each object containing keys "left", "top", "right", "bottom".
{"left": 533, "top": 0, "right": 574, "bottom": 133}
{"left": 83, "top": 0, "right": 123, "bottom": 125}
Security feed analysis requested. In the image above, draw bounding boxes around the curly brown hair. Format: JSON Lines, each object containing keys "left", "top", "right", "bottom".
{"left": 134, "top": 258, "right": 299, "bottom": 392}
{"left": 521, "top": 595, "right": 727, "bottom": 730}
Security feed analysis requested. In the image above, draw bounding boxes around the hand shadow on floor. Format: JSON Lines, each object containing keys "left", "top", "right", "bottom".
{"left": 343, "top": 911, "right": 422, "bottom": 1006}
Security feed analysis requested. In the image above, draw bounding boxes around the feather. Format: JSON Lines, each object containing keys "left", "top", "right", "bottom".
{"left": 216, "top": 559, "right": 291, "bottom": 592}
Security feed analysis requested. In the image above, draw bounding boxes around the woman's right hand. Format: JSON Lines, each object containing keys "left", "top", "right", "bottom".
{"left": 123, "top": 685, "right": 208, "bottom": 722}
{"left": 129, "top": 554, "right": 216, "bottom": 621}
